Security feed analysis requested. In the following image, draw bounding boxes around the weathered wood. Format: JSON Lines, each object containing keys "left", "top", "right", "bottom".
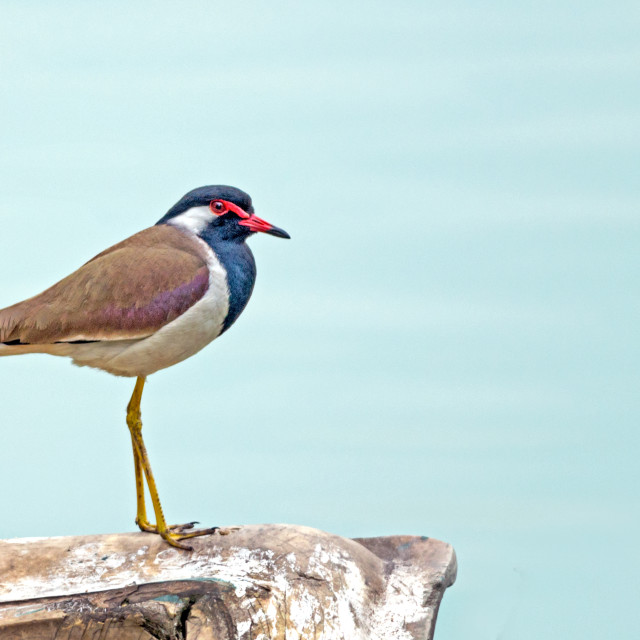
{"left": 0, "top": 524, "right": 456, "bottom": 639}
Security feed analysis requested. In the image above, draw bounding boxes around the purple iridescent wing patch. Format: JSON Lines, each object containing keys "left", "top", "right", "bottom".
{"left": 95, "top": 268, "right": 210, "bottom": 333}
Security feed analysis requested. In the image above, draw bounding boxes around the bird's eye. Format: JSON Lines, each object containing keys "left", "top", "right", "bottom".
{"left": 210, "top": 200, "right": 227, "bottom": 215}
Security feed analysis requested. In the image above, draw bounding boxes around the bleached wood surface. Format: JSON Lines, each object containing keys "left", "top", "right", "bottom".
{"left": 0, "top": 523, "right": 456, "bottom": 639}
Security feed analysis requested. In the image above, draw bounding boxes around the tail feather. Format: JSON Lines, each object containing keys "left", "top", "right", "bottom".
{"left": 0, "top": 302, "right": 27, "bottom": 345}
{"left": 0, "top": 343, "right": 49, "bottom": 356}
{"left": 1, "top": 296, "right": 70, "bottom": 358}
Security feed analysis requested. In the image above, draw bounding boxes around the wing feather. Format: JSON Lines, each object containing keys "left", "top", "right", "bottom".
{"left": 0, "top": 226, "right": 212, "bottom": 344}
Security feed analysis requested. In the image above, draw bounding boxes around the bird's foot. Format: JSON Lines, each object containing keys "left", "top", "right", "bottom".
{"left": 159, "top": 525, "right": 240, "bottom": 550}
{"left": 136, "top": 518, "right": 238, "bottom": 550}
{"left": 159, "top": 525, "right": 221, "bottom": 551}
{"left": 136, "top": 518, "right": 199, "bottom": 534}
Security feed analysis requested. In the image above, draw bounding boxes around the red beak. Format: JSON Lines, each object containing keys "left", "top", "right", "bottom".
{"left": 239, "top": 214, "right": 290, "bottom": 238}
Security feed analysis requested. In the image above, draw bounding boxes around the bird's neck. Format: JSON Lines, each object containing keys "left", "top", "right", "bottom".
{"left": 197, "top": 228, "right": 257, "bottom": 334}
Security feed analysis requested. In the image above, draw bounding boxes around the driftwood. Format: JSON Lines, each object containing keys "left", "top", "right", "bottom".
{"left": 0, "top": 524, "right": 456, "bottom": 639}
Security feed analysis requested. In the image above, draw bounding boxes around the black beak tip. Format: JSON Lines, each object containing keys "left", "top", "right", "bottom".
{"left": 268, "top": 226, "right": 291, "bottom": 239}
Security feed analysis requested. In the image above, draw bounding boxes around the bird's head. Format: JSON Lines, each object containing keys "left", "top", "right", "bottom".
{"left": 157, "top": 185, "right": 290, "bottom": 241}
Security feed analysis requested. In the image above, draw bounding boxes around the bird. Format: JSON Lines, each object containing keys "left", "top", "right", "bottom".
{"left": 0, "top": 185, "right": 289, "bottom": 549}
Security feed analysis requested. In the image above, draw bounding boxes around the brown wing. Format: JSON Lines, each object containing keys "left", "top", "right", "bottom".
{"left": 0, "top": 225, "right": 211, "bottom": 344}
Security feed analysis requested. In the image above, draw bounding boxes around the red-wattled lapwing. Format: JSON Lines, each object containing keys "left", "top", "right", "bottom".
{"left": 0, "top": 185, "right": 289, "bottom": 549}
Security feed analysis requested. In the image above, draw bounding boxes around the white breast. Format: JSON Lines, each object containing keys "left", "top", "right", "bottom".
{"left": 65, "top": 236, "right": 230, "bottom": 377}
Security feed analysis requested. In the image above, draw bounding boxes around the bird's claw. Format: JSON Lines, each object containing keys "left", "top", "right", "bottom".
{"left": 159, "top": 526, "right": 220, "bottom": 551}
{"left": 136, "top": 518, "right": 240, "bottom": 549}
{"left": 168, "top": 521, "right": 199, "bottom": 533}
{"left": 136, "top": 519, "right": 199, "bottom": 534}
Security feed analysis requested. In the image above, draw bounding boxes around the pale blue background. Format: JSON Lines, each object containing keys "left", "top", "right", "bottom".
{"left": 1, "top": 2, "right": 638, "bottom": 638}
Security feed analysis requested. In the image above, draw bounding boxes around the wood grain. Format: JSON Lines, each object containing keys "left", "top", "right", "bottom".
{"left": 0, "top": 524, "right": 457, "bottom": 639}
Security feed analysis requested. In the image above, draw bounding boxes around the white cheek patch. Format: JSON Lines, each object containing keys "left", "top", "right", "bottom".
{"left": 166, "top": 205, "right": 212, "bottom": 234}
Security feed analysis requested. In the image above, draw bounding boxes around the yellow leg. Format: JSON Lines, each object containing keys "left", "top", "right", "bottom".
{"left": 126, "top": 376, "right": 219, "bottom": 550}
{"left": 127, "top": 378, "right": 153, "bottom": 531}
